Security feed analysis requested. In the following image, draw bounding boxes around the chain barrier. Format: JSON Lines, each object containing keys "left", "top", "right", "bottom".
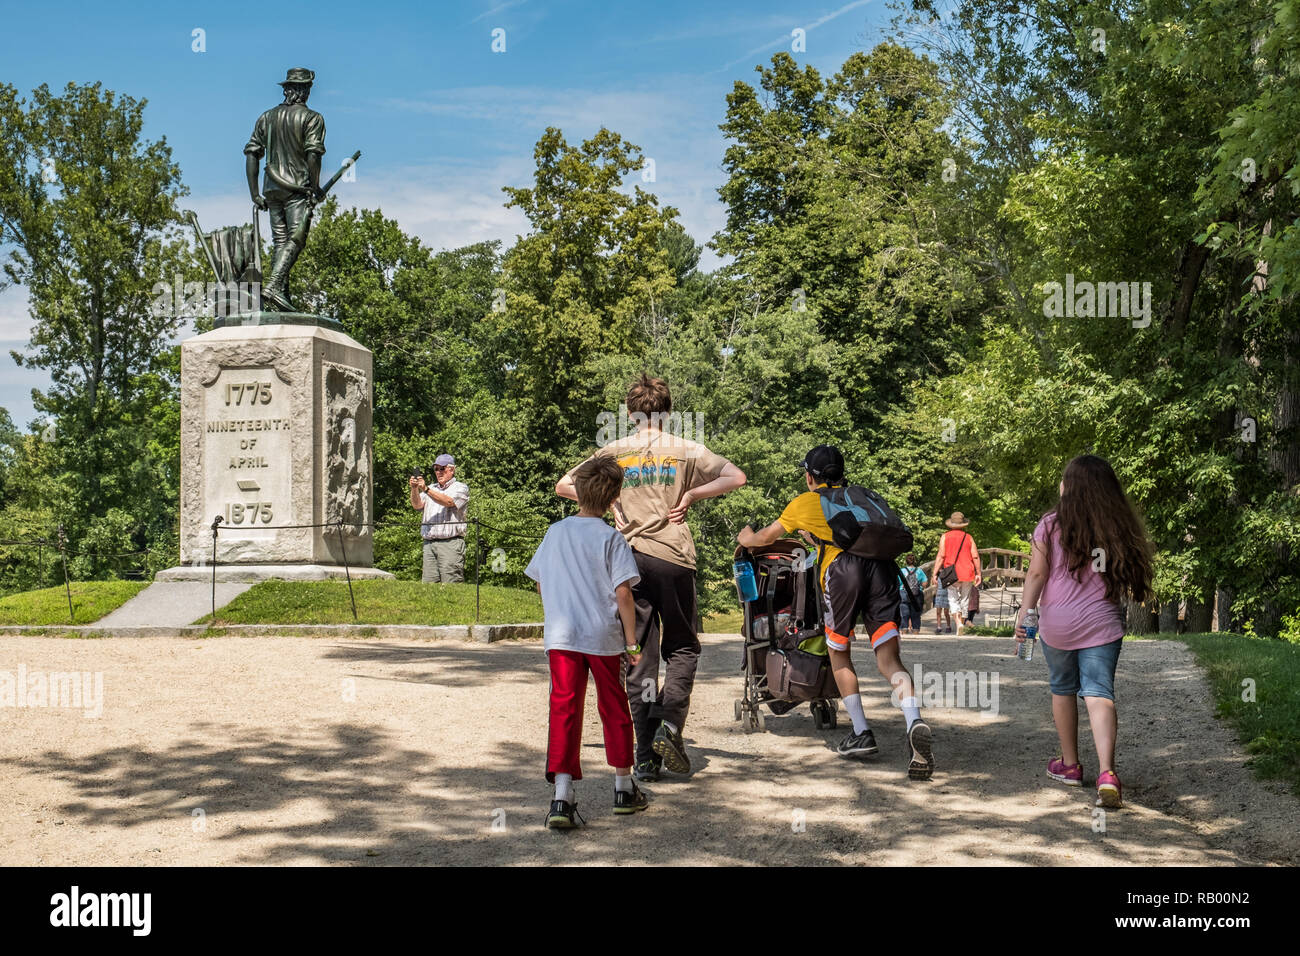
{"left": 0, "top": 513, "right": 548, "bottom": 625}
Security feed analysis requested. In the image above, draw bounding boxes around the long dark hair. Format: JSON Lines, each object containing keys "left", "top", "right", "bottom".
{"left": 1051, "top": 454, "right": 1153, "bottom": 604}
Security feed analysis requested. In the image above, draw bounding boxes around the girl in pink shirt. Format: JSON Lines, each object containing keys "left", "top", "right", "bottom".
{"left": 1016, "top": 455, "right": 1153, "bottom": 809}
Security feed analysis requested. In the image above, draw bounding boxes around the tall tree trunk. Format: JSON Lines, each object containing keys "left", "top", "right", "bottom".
{"left": 1185, "top": 587, "right": 1213, "bottom": 634}
{"left": 1214, "top": 586, "right": 1240, "bottom": 633}
{"left": 1126, "top": 598, "right": 1158, "bottom": 635}
{"left": 1158, "top": 599, "right": 1180, "bottom": 634}
{"left": 1260, "top": 311, "right": 1300, "bottom": 636}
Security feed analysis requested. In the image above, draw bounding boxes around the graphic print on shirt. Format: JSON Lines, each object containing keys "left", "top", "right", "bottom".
{"left": 620, "top": 453, "right": 677, "bottom": 488}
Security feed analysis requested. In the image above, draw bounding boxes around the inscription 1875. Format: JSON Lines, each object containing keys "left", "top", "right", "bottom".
{"left": 204, "top": 367, "right": 291, "bottom": 533}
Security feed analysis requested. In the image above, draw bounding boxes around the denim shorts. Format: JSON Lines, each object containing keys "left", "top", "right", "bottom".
{"left": 1040, "top": 638, "right": 1123, "bottom": 700}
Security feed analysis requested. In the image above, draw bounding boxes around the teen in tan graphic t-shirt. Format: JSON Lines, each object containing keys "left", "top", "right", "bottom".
{"left": 555, "top": 375, "right": 745, "bottom": 780}
{"left": 574, "top": 432, "right": 729, "bottom": 570}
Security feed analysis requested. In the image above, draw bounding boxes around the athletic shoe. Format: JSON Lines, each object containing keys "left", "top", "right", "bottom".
{"left": 545, "top": 799, "right": 584, "bottom": 829}
{"left": 1096, "top": 770, "right": 1123, "bottom": 808}
{"left": 633, "top": 757, "right": 662, "bottom": 782}
{"left": 1047, "top": 757, "right": 1083, "bottom": 786}
{"left": 613, "top": 783, "right": 649, "bottom": 815}
{"left": 907, "top": 719, "right": 934, "bottom": 780}
{"left": 652, "top": 723, "right": 691, "bottom": 774}
{"left": 836, "top": 728, "right": 879, "bottom": 757}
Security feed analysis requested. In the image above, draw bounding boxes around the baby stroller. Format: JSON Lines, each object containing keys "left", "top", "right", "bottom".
{"left": 733, "top": 540, "right": 840, "bottom": 733}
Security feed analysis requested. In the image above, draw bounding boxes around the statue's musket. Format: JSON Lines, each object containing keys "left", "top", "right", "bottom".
{"left": 252, "top": 203, "right": 263, "bottom": 280}
{"left": 188, "top": 211, "right": 223, "bottom": 283}
{"left": 289, "top": 150, "right": 361, "bottom": 248}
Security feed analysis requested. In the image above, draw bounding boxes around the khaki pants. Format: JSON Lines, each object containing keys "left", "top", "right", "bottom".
{"left": 951, "top": 580, "right": 973, "bottom": 619}
{"left": 422, "top": 537, "right": 465, "bottom": 583}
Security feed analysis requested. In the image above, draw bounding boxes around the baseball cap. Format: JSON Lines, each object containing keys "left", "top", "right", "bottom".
{"left": 434, "top": 453, "right": 456, "bottom": 467}
{"left": 799, "top": 445, "right": 844, "bottom": 482}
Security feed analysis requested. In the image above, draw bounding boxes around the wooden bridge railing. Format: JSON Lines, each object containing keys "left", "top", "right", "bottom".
{"left": 909, "top": 548, "right": 1030, "bottom": 611}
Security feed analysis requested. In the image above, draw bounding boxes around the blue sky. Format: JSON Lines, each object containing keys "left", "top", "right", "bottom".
{"left": 0, "top": 0, "right": 896, "bottom": 429}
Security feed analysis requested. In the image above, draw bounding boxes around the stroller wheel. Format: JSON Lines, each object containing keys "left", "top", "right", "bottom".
{"left": 734, "top": 699, "right": 743, "bottom": 721}
{"left": 756, "top": 711, "right": 767, "bottom": 732}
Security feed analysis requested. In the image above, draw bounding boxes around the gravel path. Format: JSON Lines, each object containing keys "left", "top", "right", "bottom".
{"left": 0, "top": 632, "right": 1294, "bottom": 866}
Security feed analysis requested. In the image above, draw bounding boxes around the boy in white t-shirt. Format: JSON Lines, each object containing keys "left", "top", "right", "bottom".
{"left": 525, "top": 456, "right": 648, "bottom": 829}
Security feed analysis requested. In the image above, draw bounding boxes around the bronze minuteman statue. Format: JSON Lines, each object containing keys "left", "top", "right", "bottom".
{"left": 244, "top": 67, "right": 327, "bottom": 313}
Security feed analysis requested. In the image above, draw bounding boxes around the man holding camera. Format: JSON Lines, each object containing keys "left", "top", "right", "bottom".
{"left": 409, "top": 453, "right": 470, "bottom": 583}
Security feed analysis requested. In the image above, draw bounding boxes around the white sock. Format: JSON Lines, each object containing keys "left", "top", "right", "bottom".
{"left": 843, "top": 694, "right": 869, "bottom": 735}
{"left": 901, "top": 696, "right": 921, "bottom": 727}
{"left": 614, "top": 773, "right": 633, "bottom": 793}
{"left": 661, "top": 720, "right": 678, "bottom": 734}
{"left": 554, "top": 773, "right": 574, "bottom": 802}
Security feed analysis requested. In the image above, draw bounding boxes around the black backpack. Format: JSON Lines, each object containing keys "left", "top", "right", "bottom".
{"left": 813, "top": 484, "right": 914, "bottom": 561}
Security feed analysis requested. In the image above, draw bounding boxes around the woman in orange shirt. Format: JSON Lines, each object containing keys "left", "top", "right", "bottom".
{"left": 934, "top": 512, "right": 982, "bottom": 636}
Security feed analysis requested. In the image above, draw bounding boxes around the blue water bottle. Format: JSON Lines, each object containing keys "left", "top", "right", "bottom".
{"left": 734, "top": 558, "right": 759, "bottom": 603}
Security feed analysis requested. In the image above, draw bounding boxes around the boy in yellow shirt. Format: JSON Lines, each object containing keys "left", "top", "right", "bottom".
{"left": 738, "top": 445, "right": 934, "bottom": 780}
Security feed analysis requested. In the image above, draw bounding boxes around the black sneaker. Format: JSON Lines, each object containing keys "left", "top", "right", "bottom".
{"left": 651, "top": 723, "right": 691, "bottom": 774}
{"left": 545, "top": 799, "right": 583, "bottom": 829}
{"left": 907, "top": 719, "right": 935, "bottom": 780}
{"left": 613, "top": 783, "right": 649, "bottom": 815}
{"left": 633, "top": 757, "right": 662, "bottom": 782}
{"left": 836, "top": 728, "right": 879, "bottom": 757}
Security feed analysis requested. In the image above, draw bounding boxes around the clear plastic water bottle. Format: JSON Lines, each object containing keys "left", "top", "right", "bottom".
{"left": 734, "top": 559, "right": 759, "bottom": 602}
{"left": 1018, "top": 608, "right": 1038, "bottom": 661}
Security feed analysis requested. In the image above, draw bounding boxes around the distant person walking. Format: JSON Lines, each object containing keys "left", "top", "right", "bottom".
{"left": 1018, "top": 454, "right": 1153, "bottom": 810}
{"left": 409, "top": 453, "right": 470, "bottom": 583}
{"left": 932, "top": 578, "right": 953, "bottom": 634}
{"left": 898, "top": 554, "right": 927, "bottom": 635}
{"left": 934, "top": 512, "right": 981, "bottom": 635}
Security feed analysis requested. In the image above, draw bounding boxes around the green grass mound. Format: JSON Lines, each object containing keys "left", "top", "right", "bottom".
{"left": 1133, "top": 632, "right": 1300, "bottom": 797}
{"left": 703, "top": 609, "right": 744, "bottom": 633}
{"left": 963, "top": 624, "right": 1015, "bottom": 637}
{"left": 0, "top": 581, "right": 150, "bottom": 625}
{"left": 204, "top": 580, "right": 543, "bottom": 626}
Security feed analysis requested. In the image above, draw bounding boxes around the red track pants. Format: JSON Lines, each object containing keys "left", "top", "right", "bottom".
{"left": 546, "top": 649, "right": 634, "bottom": 782}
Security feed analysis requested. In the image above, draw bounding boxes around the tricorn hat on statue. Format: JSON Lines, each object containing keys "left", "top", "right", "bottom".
{"left": 945, "top": 511, "right": 970, "bottom": 528}
{"left": 278, "top": 67, "right": 315, "bottom": 86}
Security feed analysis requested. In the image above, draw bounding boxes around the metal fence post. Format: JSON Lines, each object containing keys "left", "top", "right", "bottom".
{"left": 210, "top": 515, "right": 223, "bottom": 619}
{"left": 474, "top": 519, "right": 482, "bottom": 624}
{"left": 57, "top": 524, "right": 73, "bottom": 623}
{"left": 337, "top": 519, "right": 357, "bottom": 621}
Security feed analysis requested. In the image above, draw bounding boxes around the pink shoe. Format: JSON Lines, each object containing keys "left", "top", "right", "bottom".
{"left": 1096, "top": 770, "right": 1122, "bottom": 808}
{"left": 1046, "top": 757, "right": 1082, "bottom": 786}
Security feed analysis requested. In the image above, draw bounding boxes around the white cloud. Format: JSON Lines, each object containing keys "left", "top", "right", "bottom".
{"left": 716, "top": 0, "right": 877, "bottom": 72}
{"left": 469, "top": 0, "right": 529, "bottom": 25}
{"left": 378, "top": 82, "right": 731, "bottom": 266}
{"left": 0, "top": 286, "right": 34, "bottom": 342}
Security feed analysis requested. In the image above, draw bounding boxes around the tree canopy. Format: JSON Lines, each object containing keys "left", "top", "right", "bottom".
{"left": 1, "top": 12, "right": 1298, "bottom": 639}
